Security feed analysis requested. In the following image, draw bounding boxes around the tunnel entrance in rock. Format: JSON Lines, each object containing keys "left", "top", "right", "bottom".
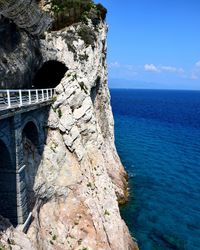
{"left": 0, "top": 140, "right": 17, "bottom": 225}
{"left": 22, "top": 121, "right": 41, "bottom": 212}
{"left": 33, "top": 60, "right": 68, "bottom": 89}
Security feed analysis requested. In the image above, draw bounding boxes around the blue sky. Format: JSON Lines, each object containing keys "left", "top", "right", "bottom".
{"left": 97, "top": 0, "right": 200, "bottom": 90}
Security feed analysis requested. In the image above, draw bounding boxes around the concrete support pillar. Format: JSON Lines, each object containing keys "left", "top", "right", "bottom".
{"left": 16, "top": 166, "right": 29, "bottom": 224}
{"left": 13, "top": 114, "right": 29, "bottom": 224}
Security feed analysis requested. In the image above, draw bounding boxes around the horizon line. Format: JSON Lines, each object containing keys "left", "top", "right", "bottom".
{"left": 109, "top": 87, "right": 200, "bottom": 92}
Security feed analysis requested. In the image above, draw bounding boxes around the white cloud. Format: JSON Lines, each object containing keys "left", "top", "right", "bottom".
{"left": 125, "top": 64, "right": 135, "bottom": 71}
{"left": 144, "top": 64, "right": 184, "bottom": 75}
{"left": 109, "top": 61, "right": 120, "bottom": 68}
{"left": 144, "top": 64, "right": 160, "bottom": 72}
{"left": 110, "top": 61, "right": 186, "bottom": 80}
{"left": 160, "top": 66, "right": 177, "bottom": 72}
{"left": 190, "top": 61, "right": 200, "bottom": 80}
{"left": 195, "top": 61, "right": 200, "bottom": 67}
{"left": 161, "top": 66, "right": 184, "bottom": 74}
{"left": 191, "top": 73, "right": 198, "bottom": 80}
{"left": 109, "top": 61, "right": 138, "bottom": 79}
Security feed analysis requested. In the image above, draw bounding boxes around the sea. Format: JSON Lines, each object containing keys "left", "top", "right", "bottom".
{"left": 110, "top": 89, "right": 200, "bottom": 250}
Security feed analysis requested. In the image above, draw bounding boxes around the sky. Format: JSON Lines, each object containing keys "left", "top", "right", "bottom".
{"left": 96, "top": 0, "right": 200, "bottom": 90}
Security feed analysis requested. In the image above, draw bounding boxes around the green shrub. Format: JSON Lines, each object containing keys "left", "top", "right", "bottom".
{"left": 57, "top": 108, "right": 62, "bottom": 118}
{"left": 72, "top": 73, "right": 77, "bottom": 81}
{"left": 78, "top": 25, "right": 97, "bottom": 49}
{"left": 87, "top": 182, "right": 92, "bottom": 188}
{"left": 96, "top": 3, "right": 107, "bottom": 21}
{"left": 52, "top": 96, "right": 57, "bottom": 102}
{"left": 52, "top": 235, "right": 57, "bottom": 241}
{"left": 80, "top": 11, "right": 89, "bottom": 25}
{"left": 104, "top": 210, "right": 110, "bottom": 216}
{"left": 49, "top": 0, "right": 94, "bottom": 30}
{"left": 47, "top": 0, "right": 107, "bottom": 31}
{"left": 79, "top": 81, "right": 88, "bottom": 94}
{"left": 79, "top": 52, "right": 89, "bottom": 61}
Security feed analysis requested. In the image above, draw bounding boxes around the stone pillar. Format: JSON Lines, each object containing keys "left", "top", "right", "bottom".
{"left": 13, "top": 114, "right": 29, "bottom": 224}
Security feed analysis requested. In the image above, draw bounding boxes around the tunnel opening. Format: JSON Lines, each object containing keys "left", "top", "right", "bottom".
{"left": 22, "top": 121, "right": 41, "bottom": 212}
{"left": 0, "top": 140, "right": 17, "bottom": 226}
{"left": 33, "top": 60, "right": 68, "bottom": 89}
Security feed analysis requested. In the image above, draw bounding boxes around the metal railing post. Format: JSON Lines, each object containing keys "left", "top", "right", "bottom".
{"left": 19, "top": 90, "right": 22, "bottom": 106}
{"left": 50, "top": 89, "right": 53, "bottom": 98}
{"left": 28, "top": 90, "right": 31, "bottom": 104}
{"left": 46, "top": 89, "right": 49, "bottom": 100}
{"left": 36, "top": 90, "right": 39, "bottom": 103}
{"left": 42, "top": 89, "right": 44, "bottom": 101}
{"left": 7, "top": 90, "right": 11, "bottom": 108}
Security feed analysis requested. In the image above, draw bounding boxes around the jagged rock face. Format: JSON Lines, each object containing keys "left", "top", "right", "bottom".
{"left": 0, "top": 16, "right": 42, "bottom": 89}
{"left": 0, "top": 0, "right": 51, "bottom": 89}
{"left": 0, "top": 217, "right": 35, "bottom": 250}
{"left": 0, "top": 0, "right": 52, "bottom": 35}
{"left": 26, "top": 20, "right": 138, "bottom": 250}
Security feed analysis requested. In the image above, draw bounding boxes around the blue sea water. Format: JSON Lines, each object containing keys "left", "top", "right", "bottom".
{"left": 110, "top": 89, "right": 200, "bottom": 250}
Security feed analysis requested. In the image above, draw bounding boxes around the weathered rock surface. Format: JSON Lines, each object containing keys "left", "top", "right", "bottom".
{"left": 0, "top": 216, "right": 34, "bottom": 250}
{"left": 0, "top": 16, "right": 42, "bottom": 89}
{"left": 27, "top": 20, "right": 138, "bottom": 250}
{"left": 0, "top": 0, "right": 51, "bottom": 35}
{"left": 0, "top": 2, "right": 139, "bottom": 250}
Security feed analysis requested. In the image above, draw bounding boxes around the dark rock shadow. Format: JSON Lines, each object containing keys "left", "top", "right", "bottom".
{"left": 0, "top": 139, "right": 17, "bottom": 226}
{"left": 32, "top": 60, "right": 68, "bottom": 89}
{"left": 0, "top": 17, "right": 21, "bottom": 53}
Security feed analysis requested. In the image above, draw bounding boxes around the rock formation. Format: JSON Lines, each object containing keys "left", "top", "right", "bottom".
{"left": 0, "top": 0, "right": 52, "bottom": 35}
{"left": 0, "top": 1, "right": 139, "bottom": 249}
{"left": 0, "top": 16, "right": 42, "bottom": 89}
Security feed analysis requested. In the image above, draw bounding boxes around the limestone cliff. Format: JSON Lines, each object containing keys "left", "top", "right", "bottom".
{"left": 0, "top": 1, "right": 138, "bottom": 250}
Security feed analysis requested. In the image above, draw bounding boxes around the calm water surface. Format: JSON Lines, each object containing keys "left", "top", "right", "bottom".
{"left": 111, "top": 89, "right": 200, "bottom": 250}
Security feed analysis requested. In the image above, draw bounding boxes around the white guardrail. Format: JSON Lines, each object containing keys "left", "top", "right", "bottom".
{"left": 0, "top": 88, "right": 55, "bottom": 110}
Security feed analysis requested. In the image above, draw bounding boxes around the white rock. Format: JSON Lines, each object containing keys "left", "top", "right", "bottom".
{"left": 73, "top": 97, "right": 92, "bottom": 120}
{"left": 59, "top": 106, "right": 74, "bottom": 131}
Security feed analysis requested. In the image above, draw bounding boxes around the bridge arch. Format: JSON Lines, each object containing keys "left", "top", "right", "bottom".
{"left": 22, "top": 121, "right": 41, "bottom": 212}
{"left": 22, "top": 120, "right": 40, "bottom": 149}
{"left": 33, "top": 60, "right": 68, "bottom": 89}
{"left": 0, "top": 139, "right": 17, "bottom": 225}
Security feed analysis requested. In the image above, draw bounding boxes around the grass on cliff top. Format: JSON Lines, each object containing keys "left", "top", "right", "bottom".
{"left": 47, "top": 0, "right": 107, "bottom": 31}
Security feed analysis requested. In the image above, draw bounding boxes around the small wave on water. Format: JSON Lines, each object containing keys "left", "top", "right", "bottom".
{"left": 111, "top": 89, "right": 200, "bottom": 250}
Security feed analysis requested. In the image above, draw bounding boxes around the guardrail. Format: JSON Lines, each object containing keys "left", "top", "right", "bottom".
{"left": 0, "top": 88, "right": 55, "bottom": 110}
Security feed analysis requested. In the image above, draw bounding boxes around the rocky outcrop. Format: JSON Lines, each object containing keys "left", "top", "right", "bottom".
{"left": 0, "top": 216, "right": 35, "bottom": 250}
{"left": 26, "top": 19, "right": 138, "bottom": 250}
{"left": 0, "top": 1, "right": 138, "bottom": 250}
{"left": 0, "top": 16, "right": 42, "bottom": 89}
{"left": 0, "top": 0, "right": 52, "bottom": 89}
{"left": 0, "top": 0, "right": 51, "bottom": 35}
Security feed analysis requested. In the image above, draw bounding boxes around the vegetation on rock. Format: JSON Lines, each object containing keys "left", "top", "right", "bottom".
{"left": 78, "top": 25, "right": 97, "bottom": 49}
{"left": 45, "top": 0, "right": 107, "bottom": 30}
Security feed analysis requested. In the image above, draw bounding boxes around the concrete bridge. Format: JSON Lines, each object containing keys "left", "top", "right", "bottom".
{"left": 0, "top": 88, "right": 54, "bottom": 229}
